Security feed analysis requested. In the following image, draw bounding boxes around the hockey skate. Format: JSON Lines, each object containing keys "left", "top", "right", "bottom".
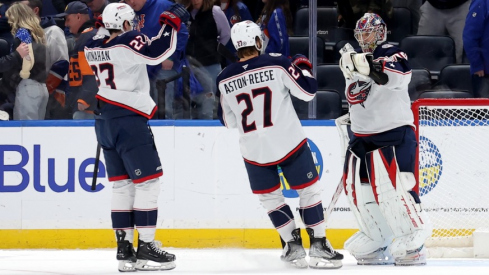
{"left": 394, "top": 245, "right": 426, "bottom": 266}
{"left": 115, "top": 230, "right": 137, "bottom": 272}
{"left": 306, "top": 228, "right": 343, "bottom": 269}
{"left": 355, "top": 246, "right": 394, "bottom": 265}
{"left": 135, "top": 240, "right": 176, "bottom": 271}
{"left": 280, "top": 228, "right": 308, "bottom": 269}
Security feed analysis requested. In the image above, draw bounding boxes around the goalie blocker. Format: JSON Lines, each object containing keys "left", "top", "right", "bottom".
{"left": 342, "top": 126, "right": 432, "bottom": 266}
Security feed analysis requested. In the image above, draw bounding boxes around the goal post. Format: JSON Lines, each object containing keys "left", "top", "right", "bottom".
{"left": 412, "top": 99, "right": 489, "bottom": 257}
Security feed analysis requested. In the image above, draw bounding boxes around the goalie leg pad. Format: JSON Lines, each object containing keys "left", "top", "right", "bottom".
{"left": 366, "top": 146, "right": 432, "bottom": 258}
{"left": 134, "top": 178, "right": 160, "bottom": 242}
{"left": 343, "top": 151, "right": 394, "bottom": 258}
{"left": 258, "top": 189, "right": 296, "bottom": 242}
{"left": 297, "top": 182, "right": 325, "bottom": 238}
{"left": 111, "top": 179, "right": 135, "bottom": 242}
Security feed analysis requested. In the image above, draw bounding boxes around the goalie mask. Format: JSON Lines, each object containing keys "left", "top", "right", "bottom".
{"left": 102, "top": 3, "right": 136, "bottom": 31}
{"left": 231, "top": 20, "right": 264, "bottom": 53}
{"left": 354, "top": 13, "right": 387, "bottom": 53}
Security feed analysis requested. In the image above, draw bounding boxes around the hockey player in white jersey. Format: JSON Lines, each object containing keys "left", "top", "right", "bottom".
{"left": 84, "top": 2, "right": 189, "bottom": 272}
{"left": 338, "top": 13, "right": 432, "bottom": 266}
{"left": 217, "top": 20, "right": 343, "bottom": 269}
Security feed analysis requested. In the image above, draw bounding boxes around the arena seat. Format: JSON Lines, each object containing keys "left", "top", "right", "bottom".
{"left": 418, "top": 90, "right": 473, "bottom": 99}
{"left": 408, "top": 69, "right": 432, "bottom": 101}
{"left": 291, "top": 89, "right": 342, "bottom": 120}
{"left": 316, "top": 89, "right": 343, "bottom": 119}
{"left": 400, "top": 35, "right": 456, "bottom": 79}
{"left": 434, "top": 64, "right": 472, "bottom": 95}
{"left": 316, "top": 64, "right": 346, "bottom": 109}
{"left": 289, "top": 36, "right": 325, "bottom": 63}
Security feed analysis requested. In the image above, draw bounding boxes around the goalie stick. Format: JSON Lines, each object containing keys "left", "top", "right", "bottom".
{"left": 217, "top": 43, "right": 238, "bottom": 63}
{"left": 324, "top": 113, "right": 351, "bottom": 223}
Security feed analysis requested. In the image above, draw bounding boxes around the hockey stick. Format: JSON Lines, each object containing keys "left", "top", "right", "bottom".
{"left": 217, "top": 43, "right": 238, "bottom": 63}
{"left": 324, "top": 113, "right": 351, "bottom": 223}
{"left": 91, "top": 143, "right": 101, "bottom": 191}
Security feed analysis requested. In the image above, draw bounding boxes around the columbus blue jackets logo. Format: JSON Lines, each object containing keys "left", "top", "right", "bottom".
{"left": 346, "top": 80, "right": 372, "bottom": 107}
{"left": 418, "top": 136, "right": 442, "bottom": 196}
{"left": 280, "top": 139, "right": 323, "bottom": 198}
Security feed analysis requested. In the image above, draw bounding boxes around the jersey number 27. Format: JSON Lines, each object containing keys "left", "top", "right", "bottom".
{"left": 236, "top": 87, "right": 273, "bottom": 133}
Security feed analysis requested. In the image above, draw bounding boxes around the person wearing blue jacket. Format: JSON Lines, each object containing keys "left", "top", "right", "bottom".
{"left": 256, "top": 0, "right": 292, "bottom": 56}
{"left": 463, "top": 0, "right": 489, "bottom": 98}
{"left": 125, "top": 0, "right": 189, "bottom": 119}
{"left": 216, "top": 0, "right": 253, "bottom": 65}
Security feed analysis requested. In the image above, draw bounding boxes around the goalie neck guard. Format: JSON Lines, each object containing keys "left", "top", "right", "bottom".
{"left": 354, "top": 13, "right": 387, "bottom": 53}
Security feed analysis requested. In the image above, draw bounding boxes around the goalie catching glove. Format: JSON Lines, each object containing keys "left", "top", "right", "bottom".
{"left": 159, "top": 3, "right": 190, "bottom": 31}
{"left": 339, "top": 45, "right": 388, "bottom": 85}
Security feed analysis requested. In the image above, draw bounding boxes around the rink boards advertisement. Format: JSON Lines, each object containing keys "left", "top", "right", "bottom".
{"left": 1, "top": 120, "right": 482, "bottom": 249}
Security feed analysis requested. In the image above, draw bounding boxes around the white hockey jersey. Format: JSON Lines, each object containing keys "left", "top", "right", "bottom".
{"left": 84, "top": 25, "right": 177, "bottom": 118}
{"left": 217, "top": 54, "right": 317, "bottom": 165}
{"left": 346, "top": 43, "right": 414, "bottom": 134}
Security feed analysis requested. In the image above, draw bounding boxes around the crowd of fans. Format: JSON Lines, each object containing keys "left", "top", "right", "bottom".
{"left": 0, "top": 0, "right": 484, "bottom": 120}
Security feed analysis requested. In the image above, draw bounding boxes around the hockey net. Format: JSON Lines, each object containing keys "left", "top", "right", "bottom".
{"left": 413, "top": 99, "right": 489, "bottom": 257}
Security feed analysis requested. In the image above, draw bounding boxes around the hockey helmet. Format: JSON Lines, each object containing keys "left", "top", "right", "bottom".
{"left": 354, "top": 13, "right": 387, "bottom": 53}
{"left": 231, "top": 20, "right": 264, "bottom": 52}
{"left": 102, "top": 3, "right": 136, "bottom": 31}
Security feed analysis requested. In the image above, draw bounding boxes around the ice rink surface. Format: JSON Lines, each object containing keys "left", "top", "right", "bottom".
{"left": 1, "top": 249, "right": 488, "bottom": 275}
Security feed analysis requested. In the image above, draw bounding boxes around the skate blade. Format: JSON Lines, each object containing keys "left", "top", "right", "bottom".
{"left": 394, "top": 259, "right": 426, "bottom": 266}
{"left": 309, "top": 257, "right": 343, "bottom": 269}
{"left": 118, "top": 260, "right": 136, "bottom": 272}
{"left": 135, "top": 259, "right": 176, "bottom": 271}
{"left": 281, "top": 257, "right": 308, "bottom": 269}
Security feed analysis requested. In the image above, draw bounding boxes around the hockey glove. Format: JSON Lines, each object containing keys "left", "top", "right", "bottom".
{"left": 159, "top": 4, "right": 190, "bottom": 31}
{"left": 291, "top": 54, "right": 313, "bottom": 72}
{"left": 95, "top": 15, "right": 104, "bottom": 29}
{"left": 353, "top": 53, "right": 388, "bottom": 85}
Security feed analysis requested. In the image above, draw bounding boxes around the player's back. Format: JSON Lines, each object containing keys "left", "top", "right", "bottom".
{"left": 85, "top": 31, "right": 152, "bottom": 97}
{"left": 217, "top": 54, "right": 316, "bottom": 165}
{"left": 84, "top": 28, "right": 177, "bottom": 118}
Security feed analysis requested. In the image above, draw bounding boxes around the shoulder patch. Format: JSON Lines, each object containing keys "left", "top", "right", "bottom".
{"left": 269, "top": 53, "right": 282, "bottom": 57}
{"left": 382, "top": 44, "right": 394, "bottom": 49}
{"left": 82, "top": 27, "right": 94, "bottom": 34}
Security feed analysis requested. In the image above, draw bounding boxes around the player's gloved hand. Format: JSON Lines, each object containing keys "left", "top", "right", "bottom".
{"left": 95, "top": 15, "right": 104, "bottom": 29}
{"left": 159, "top": 3, "right": 190, "bottom": 31}
{"left": 291, "top": 54, "right": 313, "bottom": 72}
{"left": 351, "top": 53, "right": 372, "bottom": 76}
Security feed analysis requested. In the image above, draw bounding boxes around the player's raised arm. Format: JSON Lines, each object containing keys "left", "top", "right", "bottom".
{"left": 279, "top": 54, "right": 317, "bottom": 102}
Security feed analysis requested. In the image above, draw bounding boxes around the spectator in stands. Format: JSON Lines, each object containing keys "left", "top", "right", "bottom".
{"left": 1, "top": 2, "right": 48, "bottom": 120}
{"left": 463, "top": 0, "right": 489, "bottom": 98}
{"left": 256, "top": 0, "right": 292, "bottom": 56}
{"left": 417, "top": 0, "right": 470, "bottom": 64}
{"left": 57, "top": 1, "right": 98, "bottom": 119}
{"left": 53, "top": 0, "right": 75, "bottom": 13}
{"left": 124, "top": 0, "right": 189, "bottom": 119}
{"left": 81, "top": 0, "right": 108, "bottom": 17}
{"left": 337, "top": 0, "right": 393, "bottom": 30}
{"left": 0, "top": 0, "right": 15, "bottom": 47}
{"left": 23, "top": 0, "right": 70, "bottom": 119}
{"left": 391, "top": 0, "right": 422, "bottom": 34}
{"left": 0, "top": 42, "right": 29, "bottom": 119}
{"left": 216, "top": 0, "right": 253, "bottom": 66}
{"left": 180, "top": 0, "right": 230, "bottom": 119}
